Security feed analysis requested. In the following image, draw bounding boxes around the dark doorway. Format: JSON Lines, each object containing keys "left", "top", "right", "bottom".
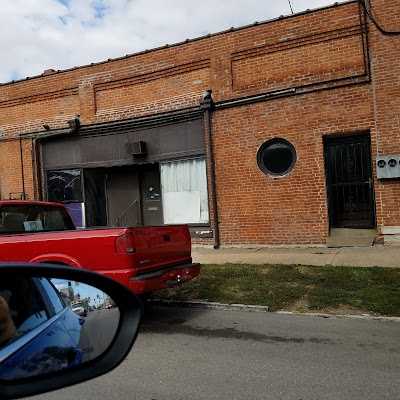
{"left": 83, "top": 169, "right": 107, "bottom": 227}
{"left": 139, "top": 163, "right": 163, "bottom": 226}
{"left": 106, "top": 166, "right": 140, "bottom": 227}
{"left": 324, "top": 135, "right": 375, "bottom": 229}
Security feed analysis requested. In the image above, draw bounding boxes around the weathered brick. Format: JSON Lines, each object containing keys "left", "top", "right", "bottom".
{"left": 0, "top": 1, "right": 398, "bottom": 245}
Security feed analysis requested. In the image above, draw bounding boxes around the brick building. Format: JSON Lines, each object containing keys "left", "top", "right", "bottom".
{"left": 1, "top": 0, "right": 399, "bottom": 247}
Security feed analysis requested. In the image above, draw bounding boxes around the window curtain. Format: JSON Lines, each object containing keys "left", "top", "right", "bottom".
{"left": 161, "top": 158, "right": 209, "bottom": 224}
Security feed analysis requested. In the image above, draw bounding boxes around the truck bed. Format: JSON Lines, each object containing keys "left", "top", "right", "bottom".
{"left": 0, "top": 201, "right": 200, "bottom": 295}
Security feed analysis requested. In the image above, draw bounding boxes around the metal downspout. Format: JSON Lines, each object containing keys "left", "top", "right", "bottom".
{"left": 201, "top": 94, "right": 220, "bottom": 249}
{"left": 19, "top": 136, "right": 26, "bottom": 198}
{"left": 34, "top": 138, "right": 43, "bottom": 200}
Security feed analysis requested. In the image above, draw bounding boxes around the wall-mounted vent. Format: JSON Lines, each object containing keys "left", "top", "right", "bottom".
{"left": 126, "top": 141, "right": 146, "bottom": 156}
{"left": 376, "top": 155, "right": 400, "bottom": 179}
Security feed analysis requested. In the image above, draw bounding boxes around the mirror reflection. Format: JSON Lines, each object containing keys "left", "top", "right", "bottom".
{"left": 0, "top": 277, "right": 119, "bottom": 380}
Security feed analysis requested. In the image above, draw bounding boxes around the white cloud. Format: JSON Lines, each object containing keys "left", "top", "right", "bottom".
{"left": 0, "top": 0, "right": 337, "bottom": 83}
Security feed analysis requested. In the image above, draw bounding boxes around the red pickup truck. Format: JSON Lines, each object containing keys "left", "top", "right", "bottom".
{"left": 0, "top": 200, "right": 200, "bottom": 296}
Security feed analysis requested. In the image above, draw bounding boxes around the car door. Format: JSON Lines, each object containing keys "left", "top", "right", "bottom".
{"left": 0, "top": 278, "right": 83, "bottom": 380}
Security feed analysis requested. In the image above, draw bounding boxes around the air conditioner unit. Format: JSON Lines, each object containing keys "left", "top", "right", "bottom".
{"left": 376, "top": 155, "right": 400, "bottom": 179}
{"left": 126, "top": 141, "right": 146, "bottom": 156}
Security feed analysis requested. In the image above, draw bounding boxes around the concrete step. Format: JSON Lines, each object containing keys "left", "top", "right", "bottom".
{"left": 327, "top": 229, "right": 376, "bottom": 248}
{"left": 329, "top": 228, "right": 376, "bottom": 238}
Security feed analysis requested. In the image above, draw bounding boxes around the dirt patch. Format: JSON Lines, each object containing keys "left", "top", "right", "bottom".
{"left": 284, "top": 298, "right": 310, "bottom": 313}
{"left": 284, "top": 301, "right": 374, "bottom": 316}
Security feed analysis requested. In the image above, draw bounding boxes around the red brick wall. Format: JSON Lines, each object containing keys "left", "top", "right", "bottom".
{"left": 0, "top": 2, "right": 363, "bottom": 135}
{"left": 211, "top": 86, "right": 374, "bottom": 245}
{"left": 368, "top": 0, "right": 400, "bottom": 235}
{"left": 2, "top": 1, "right": 396, "bottom": 245}
{"left": 0, "top": 139, "right": 35, "bottom": 200}
{"left": 232, "top": 26, "right": 365, "bottom": 93}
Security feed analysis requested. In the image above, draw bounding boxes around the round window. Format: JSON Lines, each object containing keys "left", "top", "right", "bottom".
{"left": 257, "top": 138, "right": 297, "bottom": 176}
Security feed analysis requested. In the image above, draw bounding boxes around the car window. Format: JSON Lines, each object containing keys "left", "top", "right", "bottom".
{"left": 0, "top": 205, "right": 75, "bottom": 233}
{"left": 37, "top": 278, "right": 66, "bottom": 315}
{"left": 0, "top": 278, "right": 49, "bottom": 347}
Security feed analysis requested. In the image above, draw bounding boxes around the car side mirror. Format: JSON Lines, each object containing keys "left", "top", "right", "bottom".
{"left": 0, "top": 263, "right": 143, "bottom": 399}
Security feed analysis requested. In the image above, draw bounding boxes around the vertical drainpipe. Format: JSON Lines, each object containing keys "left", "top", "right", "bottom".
{"left": 19, "top": 136, "right": 26, "bottom": 199}
{"left": 200, "top": 92, "right": 220, "bottom": 249}
{"left": 34, "top": 138, "right": 43, "bottom": 201}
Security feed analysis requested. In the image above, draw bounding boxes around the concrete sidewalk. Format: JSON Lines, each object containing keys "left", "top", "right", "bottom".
{"left": 192, "top": 245, "right": 400, "bottom": 268}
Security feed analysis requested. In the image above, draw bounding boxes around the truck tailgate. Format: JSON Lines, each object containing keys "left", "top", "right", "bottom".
{"left": 131, "top": 225, "right": 192, "bottom": 274}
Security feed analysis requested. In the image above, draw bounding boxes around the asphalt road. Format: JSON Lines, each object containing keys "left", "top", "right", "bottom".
{"left": 33, "top": 306, "right": 400, "bottom": 400}
{"left": 79, "top": 308, "right": 119, "bottom": 361}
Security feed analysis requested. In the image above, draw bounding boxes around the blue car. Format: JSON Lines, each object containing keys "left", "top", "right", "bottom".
{"left": 0, "top": 276, "right": 84, "bottom": 380}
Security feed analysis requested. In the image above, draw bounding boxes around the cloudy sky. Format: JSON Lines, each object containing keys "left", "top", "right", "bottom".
{"left": 0, "top": 0, "right": 338, "bottom": 84}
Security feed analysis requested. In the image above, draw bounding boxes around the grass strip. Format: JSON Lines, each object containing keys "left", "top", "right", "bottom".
{"left": 155, "top": 264, "right": 400, "bottom": 316}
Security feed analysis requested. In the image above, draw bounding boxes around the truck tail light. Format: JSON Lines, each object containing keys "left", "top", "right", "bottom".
{"left": 115, "top": 233, "right": 136, "bottom": 254}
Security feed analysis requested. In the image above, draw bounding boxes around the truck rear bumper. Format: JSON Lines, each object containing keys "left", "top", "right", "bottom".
{"left": 129, "top": 263, "right": 201, "bottom": 294}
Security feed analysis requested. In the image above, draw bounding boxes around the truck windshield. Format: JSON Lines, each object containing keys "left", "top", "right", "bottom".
{"left": 0, "top": 205, "right": 76, "bottom": 233}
